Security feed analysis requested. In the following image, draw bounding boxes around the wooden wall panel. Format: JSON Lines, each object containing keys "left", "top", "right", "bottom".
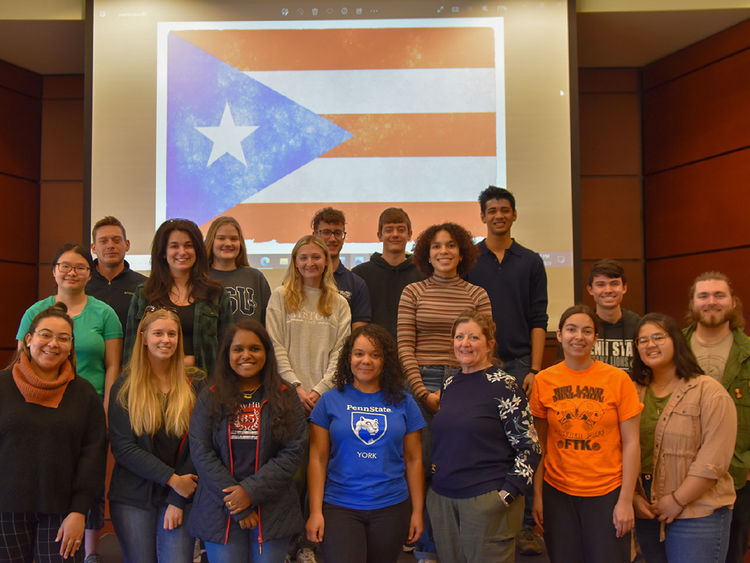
{"left": 40, "top": 97, "right": 84, "bottom": 181}
{"left": 580, "top": 92, "right": 641, "bottom": 176}
{"left": 0, "top": 175, "right": 39, "bottom": 263}
{"left": 643, "top": 48, "right": 750, "bottom": 175}
{"left": 646, "top": 248, "right": 750, "bottom": 328}
{"left": 645, "top": 148, "right": 750, "bottom": 259}
{"left": 39, "top": 181, "right": 84, "bottom": 262}
{"left": 0, "top": 262, "right": 38, "bottom": 352}
{"left": 0, "top": 87, "right": 41, "bottom": 179}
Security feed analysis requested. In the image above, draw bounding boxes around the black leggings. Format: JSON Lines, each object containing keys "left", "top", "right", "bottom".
{"left": 321, "top": 500, "right": 411, "bottom": 563}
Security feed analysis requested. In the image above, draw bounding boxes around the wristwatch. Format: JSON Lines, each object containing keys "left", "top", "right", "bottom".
{"left": 499, "top": 490, "right": 515, "bottom": 506}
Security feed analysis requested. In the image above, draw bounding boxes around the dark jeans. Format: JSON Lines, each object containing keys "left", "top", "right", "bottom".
{"left": 726, "top": 481, "right": 750, "bottom": 563}
{"left": 0, "top": 512, "right": 83, "bottom": 563}
{"left": 542, "top": 482, "right": 629, "bottom": 563}
{"left": 320, "top": 500, "right": 411, "bottom": 563}
{"left": 501, "top": 355, "right": 536, "bottom": 529}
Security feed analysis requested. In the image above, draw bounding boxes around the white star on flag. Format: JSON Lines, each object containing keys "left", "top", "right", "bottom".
{"left": 195, "top": 102, "right": 259, "bottom": 166}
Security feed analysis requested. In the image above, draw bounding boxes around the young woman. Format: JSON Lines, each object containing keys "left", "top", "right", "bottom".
{"left": 397, "top": 222, "right": 491, "bottom": 561}
{"left": 188, "top": 319, "right": 306, "bottom": 562}
{"left": 530, "top": 304, "right": 642, "bottom": 563}
{"left": 16, "top": 243, "right": 121, "bottom": 560}
{"left": 632, "top": 313, "right": 736, "bottom": 563}
{"left": 306, "top": 324, "right": 425, "bottom": 563}
{"left": 108, "top": 307, "right": 204, "bottom": 563}
{"left": 124, "top": 218, "right": 232, "bottom": 375}
{"left": 1, "top": 304, "right": 106, "bottom": 562}
{"left": 427, "top": 310, "right": 541, "bottom": 562}
{"left": 265, "top": 235, "right": 351, "bottom": 415}
{"left": 205, "top": 216, "right": 272, "bottom": 324}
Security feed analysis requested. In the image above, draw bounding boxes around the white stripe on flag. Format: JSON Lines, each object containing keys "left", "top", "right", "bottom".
{"left": 241, "top": 156, "right": 497, "bottom": 203}
{"left": 244, "top": 68, "right": 496, "bottom": 114}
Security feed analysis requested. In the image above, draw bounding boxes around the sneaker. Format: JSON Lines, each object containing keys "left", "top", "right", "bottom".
{"left": 403, "top": 542, "right": 416, "bottom": 552}
{"left": 296, "top": 547, "right": 318, "bottom": 563}
{"left": 84, "top": 555, "right": 104, "bottom": 563}
{"left": 516, "top": 528, "right": 544, "bottom": 555}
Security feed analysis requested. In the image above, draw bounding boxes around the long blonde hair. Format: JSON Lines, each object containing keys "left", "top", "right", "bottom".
{"left": 282, "top": 235, "right": 339, "bottom": 316}
{"left": 118, "top": 308, "right": 195, "bottom": 436}
{"left": 204, "top": 216, "right": 249, "bottom": 268}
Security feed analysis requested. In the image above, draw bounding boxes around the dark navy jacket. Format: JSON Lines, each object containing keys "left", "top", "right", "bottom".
{"left": 188, "top": 385, "right": 306, "bottom": 545}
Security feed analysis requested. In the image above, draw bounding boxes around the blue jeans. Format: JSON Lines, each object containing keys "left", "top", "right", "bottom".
{"left": 413, "top": 365, "right": 455, "bottom": 560}
{"left": 110, "top": 501, "right": 195, "bottom": 563}
{"left": 499, "top": 355, "right": 536, "bottom": 529}
{"left": 204, "top": 523, "right": 289, "bottom": 563}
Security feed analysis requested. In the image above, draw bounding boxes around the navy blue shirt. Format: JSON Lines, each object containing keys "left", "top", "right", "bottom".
{"left": 333, "top": 262, "right": 372, "bottom": 324}
{"left": 466, "top": 240, "right": 548, "bottom": 361}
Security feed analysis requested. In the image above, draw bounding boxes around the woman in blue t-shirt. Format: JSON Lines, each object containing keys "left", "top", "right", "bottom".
{"left": 306, "top": 324, "right": 425, "bottom": 563}
{"left": 188, "top": 319, "right": 306, "bottom": 562}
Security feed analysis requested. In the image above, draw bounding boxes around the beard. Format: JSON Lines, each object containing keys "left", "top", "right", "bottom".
{"left": 690, "top": 305, "right": 734, "bottom": 328}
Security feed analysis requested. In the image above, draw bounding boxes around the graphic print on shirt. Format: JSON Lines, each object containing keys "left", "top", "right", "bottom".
{"left": 350, "top": 411, "right": 387, "bottom": 445}
{"left": 225, "top": 286, "right": 257, "bottom": 317}
{"left": 551, "top": 384, "right": 605, "bottom": 451}
{"left": 592, "top": 338, "right": 633, "bottom": 371}
{"left": 230, "top": 402, "right": 261, "bottom": 440}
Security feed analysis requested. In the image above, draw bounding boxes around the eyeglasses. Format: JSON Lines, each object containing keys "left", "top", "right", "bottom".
{"left": 145, "top": 305, "right": 178, "bottom": 314}
{"left": 34, "top": 329, "right": 73, "bottom": 344}
{"left": 56, "top": 263, "right": 90, "bottom": 274}
{"left": 316, "top": 229, "right": 346, "bottom": 240}
{"left": 636, "top": 333, "right": 669, "bottom": 346}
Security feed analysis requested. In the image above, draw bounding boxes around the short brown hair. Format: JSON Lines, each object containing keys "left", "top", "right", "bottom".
{"left": 451, "top": 309, "right": 498, "bottom": 365}
{"left": 378, "top": 207, "right": 412, "bottom": 235}
{"left": 312, "top": 207, "right": 346, "bottom": 231}
{"left": 412, "top": 222, "right": 479, "bottom": 277}
{"left": 92, "top": 216, "right": 126, "bottom": 241}
{"left": 587, "top": 259, "right": 626, "bottom": 286}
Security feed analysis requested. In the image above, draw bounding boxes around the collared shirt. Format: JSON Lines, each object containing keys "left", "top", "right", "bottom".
{"left": 466, "top": 239, "right": 548, "bottom": 361}
{"left": 333, "top": 261, "right": 372, "bottom": 324}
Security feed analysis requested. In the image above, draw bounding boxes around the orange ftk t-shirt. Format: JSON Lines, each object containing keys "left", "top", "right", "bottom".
{"left": 529, "top": 360, "right": 642, "bottom": 497}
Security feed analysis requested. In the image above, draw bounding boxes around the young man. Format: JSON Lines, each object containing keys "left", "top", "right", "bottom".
{"left": 86, "top": 216, "right": 146, "bottom": 331}
{"left": 352, "top": 208, "right": 424, "bottom": 340}
{"left": 684, "top": 272, "right": 750, "bottom": 563}
{"left": 311, "top": 207, "right": 371, "bottom": 329}
{"left": 465, "top": 185, "right": 548, "bottom": 555}
{"left": 586, "top": 259, "right": 640, "bottom": 373}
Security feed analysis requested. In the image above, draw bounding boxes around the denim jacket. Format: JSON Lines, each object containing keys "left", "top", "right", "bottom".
{"left": 637, "top": 375, "right": 736, "bottom": 519}
{"left": 123, "top": 285, "right": 233, "bottom": 376}
{"left": 684, "top": 326, "right": 750, "bottom": 489}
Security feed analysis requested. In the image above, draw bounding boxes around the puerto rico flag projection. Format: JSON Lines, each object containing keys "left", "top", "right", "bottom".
{"left": 157, "top": 19, "right": 505, "bottom": 243}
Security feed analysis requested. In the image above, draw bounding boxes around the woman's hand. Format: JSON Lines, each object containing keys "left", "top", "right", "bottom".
{"left": 532, "top": 493, "right": 544, "bottom": 531}
{"left": 612, "top": 498, "right": 635, "bottom": 537}
{"left": 423, "top": 391, "right": 441, "bottom": 414}
{"left": 223, "top": 485, "right": 251, "bottom": 514}
{"left": 55, "top": 511, "right": 85, "bottom": 559}
{"left": 654, "top": 494, "right": 683, "bottom": 524}
{"left": 239, "top": 512, "right": 258, "bottom": 530}
{"left": 633, "top": 495, "right": 656, "bottom": 519}
{"left": 407, "top": 510, "right": 424, "bottom": 544}
{"left": 306, "top": 512, "right": 325, "bottom": 543}
{"left": 163, "top": 505, "right": 184, "bottom": 530}
{"left": 167, "top": 473, "right": 198, "bottom": 498}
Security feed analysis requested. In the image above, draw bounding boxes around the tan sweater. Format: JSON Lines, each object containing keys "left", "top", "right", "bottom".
{"left": 397, "top": 275, "right": 492, "bottom": 401}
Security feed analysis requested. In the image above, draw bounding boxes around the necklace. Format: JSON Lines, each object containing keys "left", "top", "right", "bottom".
{"left": 242, "top": 385, "right": 262, "bottom": 400}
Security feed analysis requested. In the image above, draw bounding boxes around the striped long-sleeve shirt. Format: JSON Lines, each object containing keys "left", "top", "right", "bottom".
{"left": 397, "top": 275, "right": 492, "bottom": 401}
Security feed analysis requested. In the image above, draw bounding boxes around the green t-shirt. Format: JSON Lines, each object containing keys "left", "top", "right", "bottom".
{"left": 17, "top": 295, "right": 122, "bottom": 396}
{"left": 640, "top": 386, "right": 672, "bottom": 474}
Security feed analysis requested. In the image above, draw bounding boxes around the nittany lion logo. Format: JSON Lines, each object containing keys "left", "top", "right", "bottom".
{"left": 350, "top": 412, "right": 387, "bottom": 445}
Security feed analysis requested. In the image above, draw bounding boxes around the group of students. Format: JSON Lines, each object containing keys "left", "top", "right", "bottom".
{"left": 0, "top": 201, "right": 745, "bottom": 563}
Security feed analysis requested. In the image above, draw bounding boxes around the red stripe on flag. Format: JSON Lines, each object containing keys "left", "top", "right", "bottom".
{"left": 320, "top": 113, "right": 496, "bottom": 157}
{"left": 200, "top": 202, "right": 484, "bottom": 244}
{"left": 173, "top": 28, "right": 495, "bottom": 70}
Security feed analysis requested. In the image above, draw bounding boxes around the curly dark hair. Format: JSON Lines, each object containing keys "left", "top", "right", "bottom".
{"left": 209, "top": 319, "right": 298, "bottom": 442}
{"left": 145, "top": 218, "right": 223, "bottom": 305}
{"left": 632, "top": 312, "right": 704, "bottom": 386}
{"left": 334, "top": 324, "right": 406, "bottom": 406}
{"left": 411, "top": 222, "right": 479, "bottom": 277}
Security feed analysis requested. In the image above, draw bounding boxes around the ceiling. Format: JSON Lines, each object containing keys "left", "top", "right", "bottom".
{"left": 0, "top": 8, "right": 749, "bottom": 74}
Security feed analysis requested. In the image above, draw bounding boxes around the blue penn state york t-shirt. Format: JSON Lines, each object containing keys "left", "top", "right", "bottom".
{"left": 310, "top": 383, "right": 425, "bottom": 510}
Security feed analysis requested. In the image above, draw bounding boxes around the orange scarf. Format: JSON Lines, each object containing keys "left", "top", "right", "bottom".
{"left": 12, "top": 353, "right": 75, "bottom": 408}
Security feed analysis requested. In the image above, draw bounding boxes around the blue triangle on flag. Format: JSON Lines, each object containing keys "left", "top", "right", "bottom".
{"left": 166, "top": 32, "right": 353, "bottom": 225}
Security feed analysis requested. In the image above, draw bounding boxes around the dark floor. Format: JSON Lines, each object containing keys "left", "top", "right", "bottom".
{"left": 99, "top": 531, "right": 550, "bottom": 562}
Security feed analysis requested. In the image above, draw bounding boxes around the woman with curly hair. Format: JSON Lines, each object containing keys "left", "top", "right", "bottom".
{"left": 124, "top": 218, "right": 232, "bottom": 375}
{"left": 306, "top": 324, "right": 425, "bottom": 563}
{"left": 397, "top": 222, "right": 491, "bottom": 562}
{"left": 266, "top": 235, "right": 351, "bottom": 414}
{"left": 427, "top": 309, "right": 541, "bottom": 562}
{"left": 188, "top": 319, "right": 306, "bottom": 561}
